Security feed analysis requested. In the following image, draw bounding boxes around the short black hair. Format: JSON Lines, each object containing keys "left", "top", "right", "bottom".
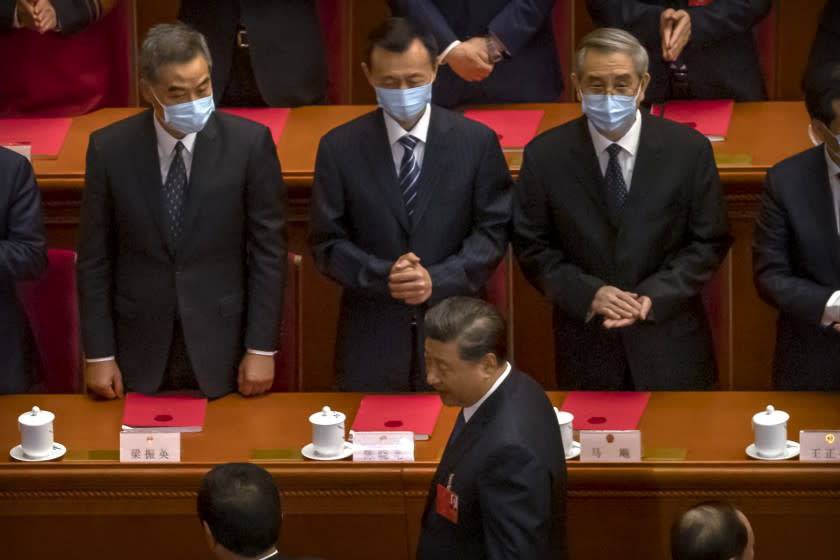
{"left": 425, "top": 296, "right": 507, "bottom": 363}
{"left": 365, "top": 17, "right": 438, "bottom": 69}
{"left": 197, "top": 463, "right": 280, "bottom": 557}
{"left": 804, "top": 63, "right": 840, "bottom": 126}
{"left": 671, "top": 502, "right": 749, "bottom": 560}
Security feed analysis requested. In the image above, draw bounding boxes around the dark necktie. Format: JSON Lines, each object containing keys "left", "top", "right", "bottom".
{"left": 164, "top": 141, "right": 187, "bottom": 243}
{"left": 398, "top": 135, "right": 421, "bottom": 218}
{"left": 444, "top": 409, "right": 466, "bottom": 450}
{"left": 605, "top": 143, "right": 628, "bottom": 209}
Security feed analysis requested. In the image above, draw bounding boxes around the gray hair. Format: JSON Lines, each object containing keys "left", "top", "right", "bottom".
{"left": 425, "top": 297, "right": 507, "bottom": 363}
{"left": 139, "top": 23, "right": 212, "bottom": 83}
{"left": 575, "top": 27, "right": 649, "bottom": 79}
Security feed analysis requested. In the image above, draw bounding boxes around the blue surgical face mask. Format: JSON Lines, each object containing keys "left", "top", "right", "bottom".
{"left": 153, "top": 92, "right": 215, "bottom": 135}
{"left": 581, "top": 90, "right": 639, "bottom": 133}
{"left": 375, "top": 83, "right": 432, "bottom": 123}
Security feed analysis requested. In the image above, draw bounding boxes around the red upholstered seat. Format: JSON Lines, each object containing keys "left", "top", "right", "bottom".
{"left": 272, "top": 253, "right": 303, "bottom": 391}
{"left": 17, "top": 249, "right": 82, "bottom": 393}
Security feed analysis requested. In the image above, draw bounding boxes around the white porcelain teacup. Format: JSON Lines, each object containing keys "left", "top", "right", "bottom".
{"left": 309, "top": 406, "right": 346, "bottom": 457}
{"left": 18, "top": 406, "right": 55, "bottom": 459}
{"left": 752, "top": 405, "right": 789, "bottom": 458}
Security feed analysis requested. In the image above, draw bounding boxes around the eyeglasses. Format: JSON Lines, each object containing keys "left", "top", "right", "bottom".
{"left": 581, "top": 85, "right": 639, "bottom": 96}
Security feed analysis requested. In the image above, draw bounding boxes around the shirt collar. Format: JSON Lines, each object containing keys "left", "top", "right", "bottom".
{"left": 588, "top": 109, "right": 643, "bottom": 158}
{"left": 825, "top": 146, "right": 840, "bottom": 180}
{"left": 383, "top": 104, "right": 432, "bottom": 147}
{"left": 463, "top": 362, "right": 512, "bottom": 423}
{"left": 153, "top": 113, "right": 197, "bottom": 156}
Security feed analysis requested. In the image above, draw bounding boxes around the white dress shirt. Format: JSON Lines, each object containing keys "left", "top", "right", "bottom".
{"left": 587, "top": 109, "right": 643, "bottom": 189}
{"left": 463, "top": 362, "right": 512, "bottom": 423}
{"left": 154, "top": 115, "right": 196, "bottom": 182}
{"left": 383, "top": 103, "right": 432, "bottom": 175}
{"left": 821, "top": 148, "right": 840, "bottom": 325}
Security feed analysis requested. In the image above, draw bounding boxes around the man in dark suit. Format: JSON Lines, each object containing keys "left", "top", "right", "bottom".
{"left": 388, "top": 0, "right": 563, "bottom": 108}
{"left": 514, "top": 28, "right": 731, "bottom": 390}
{"left": 198, "top": 463, "right": 324, "bottom": 560}
{"left": 77, "top": 23, "right": 286, "bottom": 399}
{"left": 417, "top": 297, "right": 567, "bottom": 560}
{"left": 179, "top": 0, "right": 327, "bottom": 107}
{"left": 0, "top": 146, "right": 47, "bottom": 394}
{"left": 753, "top": 65, "right": 840, "bottom": 390}
{"left": 806, "top": 0, "right": 840, "bottom": 87}
{"left": 309, "top": 18, "right": 511, "bottom": 391}
{"left": 586, "top": 0, "right": 770, "bottom": 104}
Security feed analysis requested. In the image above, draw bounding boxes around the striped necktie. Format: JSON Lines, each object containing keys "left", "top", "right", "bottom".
{"left": 398, "top": 134, "right": 421, "bottom": 218}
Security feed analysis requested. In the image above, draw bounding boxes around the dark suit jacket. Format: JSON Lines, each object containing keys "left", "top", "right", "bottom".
{"left": 308, "top": 107, "right": 512, "bottom": 391}
{"left": 586, "top": 0, "right": 770, "bottom": 103}
{"left": 179, "top": 0, "right": 327, "bottom": 107}
{"left": 416, "top": 368, "right": 567, "bottom": 560}
{"left": 77, "top": 110, "right": 287, "bottom": 398}
{"left": 806, "top": 0, "right": 840, "bottom": 84}
{"left": 0, "top": 147, "right": 47, "bottom": 394}
{"left": 513, "top": 113, "right": 732, "bottom": 390}
{"left": 389, "top": 0, "right": 563, "bottom": 108}
{"left": 753, "top": 146, "right": 840, "bottom": 389}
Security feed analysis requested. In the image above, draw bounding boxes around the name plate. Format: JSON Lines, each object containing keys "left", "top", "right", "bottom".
{"left": 119, "top": 432, "right": 181, "bottom": 463}
{"left": 579, "top": 430, "right": 642, "bottom": 462}
{"left": 351, "top": 431, "right": 414, "bottom": 462}
{"left": 799, "top": 430, "right": 840, "bottom": 462}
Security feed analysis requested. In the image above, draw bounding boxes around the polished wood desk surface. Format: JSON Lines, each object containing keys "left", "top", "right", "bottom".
{"left": 30, "top": 102, "right": 812, "bottom": 190}
{"left": 2, "top": 391, "right": 840, "bottom": 467}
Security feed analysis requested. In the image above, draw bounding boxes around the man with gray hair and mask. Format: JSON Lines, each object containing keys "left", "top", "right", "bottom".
{"left": 513, "top": 27, "right": 731, "bottom": 391}
{"left": 77, "top": 23, "right": 286, "bottom": 400}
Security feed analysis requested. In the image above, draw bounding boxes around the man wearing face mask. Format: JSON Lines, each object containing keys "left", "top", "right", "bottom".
{"left": 308, "top": 17, "right": 512, "bottom": 391}
{"left": 513, "top": 28, "right": 731, "bottom": 391}
{"left": 753, "top": 65, "right": 840, "bottom": 390}
{"left": 77, "top": 23, "right": 287, "bottom": 399}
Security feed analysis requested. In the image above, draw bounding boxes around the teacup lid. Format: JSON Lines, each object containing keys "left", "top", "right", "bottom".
{"left": 752, "top": 405, "right": 789, "bottom": 426}
{"left": 309, "top": 406, "right": 345, "bottom": 426}
{"left": 18, "top": 406, "right": 55, "bottom": 427}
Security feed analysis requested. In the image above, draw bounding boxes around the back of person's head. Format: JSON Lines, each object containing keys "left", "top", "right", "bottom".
{"left": 804, "top": 63, "right": 840, "bottom": 126}
{"left": 364, "top": 17, "right": 439, "bottom": 68}
{"left": 197, "top": 463, "right": 280, "bottom": 558}
{"left": 424, "top": 296, "right": 507, "bottom": 364}
{"left": 671, "top": 501, "right": 752, "bottom": 560}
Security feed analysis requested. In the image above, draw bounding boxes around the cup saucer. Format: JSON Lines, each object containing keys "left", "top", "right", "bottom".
{"left": 565, "top": 441, "right": 581, "bottom": 460}
{"left": 10, "top": 442, "right": 66, "bottom": 462}
{"left": 745, "top": 440, "right": 799, "bottom": 461}
{"left": 301, "top": 442, "right": 354, "bottom": 461}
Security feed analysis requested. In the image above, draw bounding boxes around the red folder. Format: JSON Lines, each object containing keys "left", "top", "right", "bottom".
{"left": 463, "top": 109, "right": 544, "bottom": 149}
{"left": 220, "top": 108, "right": 290, "bottom": 143}
{"left": 121, "top": 393, "right": 208, "bottom": 433}
{"left": 351, "top": 395, "right": 443, "bottom": 440}
{"left": 559, "top": 391, "right": 650, "bottom": 430}
{"left": 0, "top": 117, "right": 72, "bottom": 157}
{"left": 650, "top": 99, "right": 733, "bottom": 141}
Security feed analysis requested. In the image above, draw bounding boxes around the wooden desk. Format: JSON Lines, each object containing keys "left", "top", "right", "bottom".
{"left": 28, "top": 103, "right": 813, "bottom": 391}
{"left": 1, "top": 391, "right": 839, "bottom": 560}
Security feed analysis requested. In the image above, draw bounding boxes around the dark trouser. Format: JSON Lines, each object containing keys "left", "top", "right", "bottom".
{"left": 158, "top": 319, "right": 200, "bottom": 392}
{"left": 220, "top": 37, "right": 267, "bottom": 107}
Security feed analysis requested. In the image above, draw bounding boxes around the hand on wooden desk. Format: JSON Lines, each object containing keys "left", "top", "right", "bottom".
{"left": 85, "top": 360, "right": 124, "bottom": 399}
{"left": 238, "top": 353, "right": 275, "bottom": 396}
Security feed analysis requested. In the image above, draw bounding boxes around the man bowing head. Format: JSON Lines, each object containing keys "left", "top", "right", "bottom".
{"left": 417, "top": 296, "right": 567, "bottom": 560}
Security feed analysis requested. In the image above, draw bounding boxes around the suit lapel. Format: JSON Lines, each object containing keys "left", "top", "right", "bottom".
{"left": 619, "top": 113, "right": 662, "bottom": 229}
{"left": 362, "top": 109, "right": 411, "bottom": 233}
{"left": 570, "top": 117, "right": 614, "bottom": 228}
{"left": 177, "top": 112, "right": 221, "bottom": 254}
{"left": 137, "top": 111, "right": 171, "bottom": 255}
{"left": 804, "top": 149, "right": 840, "bottom": 273}
{"left": 409, "top": 107, "right": 453, "bottom": 231}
